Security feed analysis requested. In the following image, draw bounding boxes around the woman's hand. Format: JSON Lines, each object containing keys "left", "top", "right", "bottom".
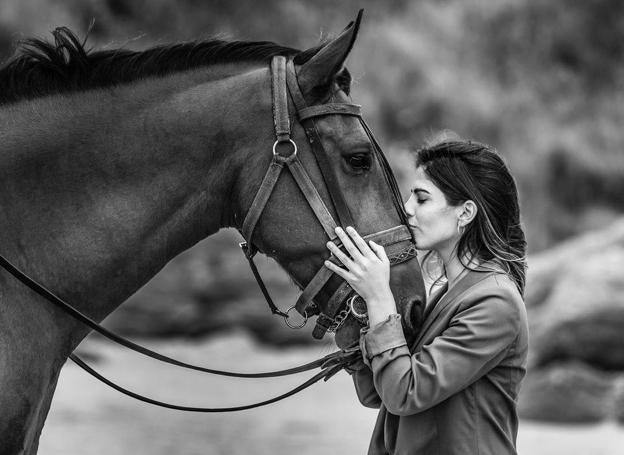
{"left": 324, "top": 226, "right": 398, "bottom": 323}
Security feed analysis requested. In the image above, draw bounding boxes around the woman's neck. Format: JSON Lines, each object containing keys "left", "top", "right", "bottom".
{"left": 438, "top": 248, "right": 481, "bottom": 290}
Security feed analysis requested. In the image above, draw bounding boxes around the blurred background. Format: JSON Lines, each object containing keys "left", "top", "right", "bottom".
{"left": 2, "top": 0, "right": 624, "bottom": 453}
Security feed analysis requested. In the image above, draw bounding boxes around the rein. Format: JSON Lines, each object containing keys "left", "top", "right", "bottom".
{"left": 0, "top": 252, "right": 362, "bottom": 410}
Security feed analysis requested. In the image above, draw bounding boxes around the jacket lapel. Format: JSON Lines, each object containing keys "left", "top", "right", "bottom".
{"left": 413, "top": 267, "right": 498, "bottom": 348}
{"left": 421, "top": 283, "right": 448, "bottom": 321}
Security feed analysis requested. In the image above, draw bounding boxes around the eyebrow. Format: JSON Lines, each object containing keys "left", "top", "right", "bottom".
{"left": 412, "top": 187, "right": 430, "bottom": 194}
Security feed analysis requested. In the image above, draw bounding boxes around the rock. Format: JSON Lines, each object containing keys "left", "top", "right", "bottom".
{"left": 521, "top": 217, "right": 624, "bottom": 423}
{"left": 529, "top": 245, "right": 624, "bottom": 370}
{"left": 518, "top": 361, "right": 616, "bottom": 423}
{"left": 613, "top": 379, "right": 624, "bottom": 423}
{"left": 525, "top": 217, "right": 624, "bottom": 308}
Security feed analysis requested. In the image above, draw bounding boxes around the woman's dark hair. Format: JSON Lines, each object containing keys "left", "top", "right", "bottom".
{"left": 414, "top": 137, "right": 527, "bottom": 296}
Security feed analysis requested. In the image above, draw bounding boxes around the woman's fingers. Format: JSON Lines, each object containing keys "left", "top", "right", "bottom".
{"left": 345, "top": 226, "right": 376, "bottom": 260}
{"left": 368, "top": 240, "right": 389, "bottom": 262}
{"left": 326, "top": 241, "right": 355, "bottom": 269}
{"left": 334, "top": 227, "right": 365, "bottom": 261}
{"left": 324, "top": 258, "right": 357, "bottom": 282}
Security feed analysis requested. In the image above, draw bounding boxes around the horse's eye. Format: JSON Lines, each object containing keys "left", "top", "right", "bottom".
{"left": 346, "top": 153, "right": 372, "bottom": 171}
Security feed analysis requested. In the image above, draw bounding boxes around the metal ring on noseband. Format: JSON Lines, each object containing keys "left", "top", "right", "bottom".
{"left": 272, "top": 139, "right": 297, "bottom": 162}
{"left": 284, "top": 305, "right": 308, "bottom": 329}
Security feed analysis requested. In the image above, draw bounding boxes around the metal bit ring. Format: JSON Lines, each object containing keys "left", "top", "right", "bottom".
{"left": 284, "top": 305, "right": 308, "bottom": 329}
{"left": 348, "top": 295, "right": 368, "bottom": 321}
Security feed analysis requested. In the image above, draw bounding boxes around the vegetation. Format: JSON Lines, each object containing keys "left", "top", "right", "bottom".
{"left": 2, "top": 0, "right": 621, "bottom": 250}
{"left": 1, "top": 0, "right": 622, "bottom": 340}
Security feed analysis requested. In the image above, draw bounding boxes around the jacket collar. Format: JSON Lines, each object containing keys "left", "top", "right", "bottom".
{"left": 413, "top": 261, "right": 503, "bottom": 347}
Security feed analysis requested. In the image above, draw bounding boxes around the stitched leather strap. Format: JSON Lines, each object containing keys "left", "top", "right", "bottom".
{"left": 287, "top": 157, "right": 338, "bottom": 239}
{"left": 285, "top": 59, "right": 307, "bottom": 111}
{"left": 311, "top": 281, "right": 353, "bottom": 339}
{"left": 241, "top": 159, "right": 284, "bottom": 244}
{"left": 271, "top": 56, "right": 291, "bottom": 142}
{"left": 285, "top": 59, "right": 356, "bottom": 229}
{"left": 298, "top": 103, "right": 361, "bottom": 121}
{"left": 295, "top": 265, "right": 335, "bottom": 314}
{"left": 310, "top": 226, "right": 418, "bottom": 338}
{"left": 241, "top": 57, "right": 420, "bottom": 340}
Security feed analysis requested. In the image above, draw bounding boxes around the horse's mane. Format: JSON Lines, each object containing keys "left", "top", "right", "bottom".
{"left": 0, "top": 27, "right": 318, "bottom": 105}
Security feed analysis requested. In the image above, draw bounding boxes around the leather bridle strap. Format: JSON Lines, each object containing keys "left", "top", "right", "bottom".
{"left": 285, "top": 59, "right": 356, "bottom": 230}
{"left": 241, "top": 56, "right": 357, "bottom": 323}
{"left": 284, "top": 58, "right": 419, "bottom": 337}
{"left": 298, "top": 225, "right": 415, "bottom": 315}
{"left": 272, "top": 55, "right": 291, "bottom": 142}
{"left": 298, "top": 103, "right": 362, "bottom": 120}
{"left": 241, "top": 159, "right": 287, "bottom": 256}
{"left": 241, "top": 56, "right": 419, "bottom": 336}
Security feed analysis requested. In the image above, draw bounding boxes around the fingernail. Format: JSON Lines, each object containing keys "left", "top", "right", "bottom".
{"left": 347, "top": 226, "right": 354, "bottom": 232}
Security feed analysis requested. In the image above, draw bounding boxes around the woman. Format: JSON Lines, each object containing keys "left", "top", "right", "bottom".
{"left": 324, "top": 139, "right": 529, "bottom": 455}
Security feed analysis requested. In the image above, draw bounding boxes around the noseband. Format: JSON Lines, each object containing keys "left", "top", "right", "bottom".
{"left": 240, "top": 56, "right": 418, "bottom": 339}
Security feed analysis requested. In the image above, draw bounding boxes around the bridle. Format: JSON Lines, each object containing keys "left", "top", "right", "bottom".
{"left": 0, "top": 55, "right": 418, "bottom": 412}
{"left": 240, "top": 56, "right": 418, "bottom": 339}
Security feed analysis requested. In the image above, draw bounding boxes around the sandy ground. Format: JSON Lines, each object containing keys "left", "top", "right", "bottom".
{"left": 38, "top": 333, "right": 624, "bottom": 455}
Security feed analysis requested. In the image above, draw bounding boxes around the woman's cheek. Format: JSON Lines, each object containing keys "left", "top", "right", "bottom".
{"left": 414, "top": 225, "right": 429, "bottom": 249}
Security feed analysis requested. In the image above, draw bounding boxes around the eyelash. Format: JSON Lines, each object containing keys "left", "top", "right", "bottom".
{"left": 411, "top": 190, "right": 426, "bottom": 203}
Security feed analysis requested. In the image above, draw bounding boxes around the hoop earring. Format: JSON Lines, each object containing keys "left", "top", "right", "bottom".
{"left": 457, "top": 219, "right": 465, "bottom": 236}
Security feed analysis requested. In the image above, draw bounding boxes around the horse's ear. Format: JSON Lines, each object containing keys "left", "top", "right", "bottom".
{"left": 296, "top": 9, "right": 363, "bottom": 98}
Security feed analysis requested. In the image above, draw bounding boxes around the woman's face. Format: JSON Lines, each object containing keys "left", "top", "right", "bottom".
{"left": 404, "top": 166, "right": 463, "bottom": 252}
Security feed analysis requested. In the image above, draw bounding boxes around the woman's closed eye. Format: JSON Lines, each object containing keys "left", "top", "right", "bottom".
{"left": 411, "top": 188, "right": 429, "bottom": 203}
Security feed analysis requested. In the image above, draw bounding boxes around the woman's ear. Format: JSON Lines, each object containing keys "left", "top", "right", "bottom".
{"left": 459, "top": 200, "right": 478, "bottom": 226}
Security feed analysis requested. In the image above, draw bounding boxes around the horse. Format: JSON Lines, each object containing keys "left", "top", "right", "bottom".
{"left": 0, "top": 12, "right": 426, "bottom": 454}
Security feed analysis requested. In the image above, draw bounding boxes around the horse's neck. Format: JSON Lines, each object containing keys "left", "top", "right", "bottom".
{"left": 0, "top": 65, "right": 268, "bottom": 345}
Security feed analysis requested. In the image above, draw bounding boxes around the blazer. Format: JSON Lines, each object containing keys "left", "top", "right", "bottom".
{"left": 350, "top": 263, "right": 529, "bottom": 455}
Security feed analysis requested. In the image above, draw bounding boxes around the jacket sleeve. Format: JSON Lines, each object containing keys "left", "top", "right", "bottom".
{"left": 362, "top": 293, "right": 521, "bottom": 416}
{"left": 348, "top": 363, "right": 382, "bottom": 409}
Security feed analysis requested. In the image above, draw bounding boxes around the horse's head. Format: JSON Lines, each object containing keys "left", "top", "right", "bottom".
{"left": 233, "top": 11, "right": 426, "bottom": 348}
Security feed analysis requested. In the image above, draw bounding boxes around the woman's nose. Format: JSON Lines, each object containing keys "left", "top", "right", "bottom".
{"left": 404, "top": 194, "right": 416, "bottom": 217}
